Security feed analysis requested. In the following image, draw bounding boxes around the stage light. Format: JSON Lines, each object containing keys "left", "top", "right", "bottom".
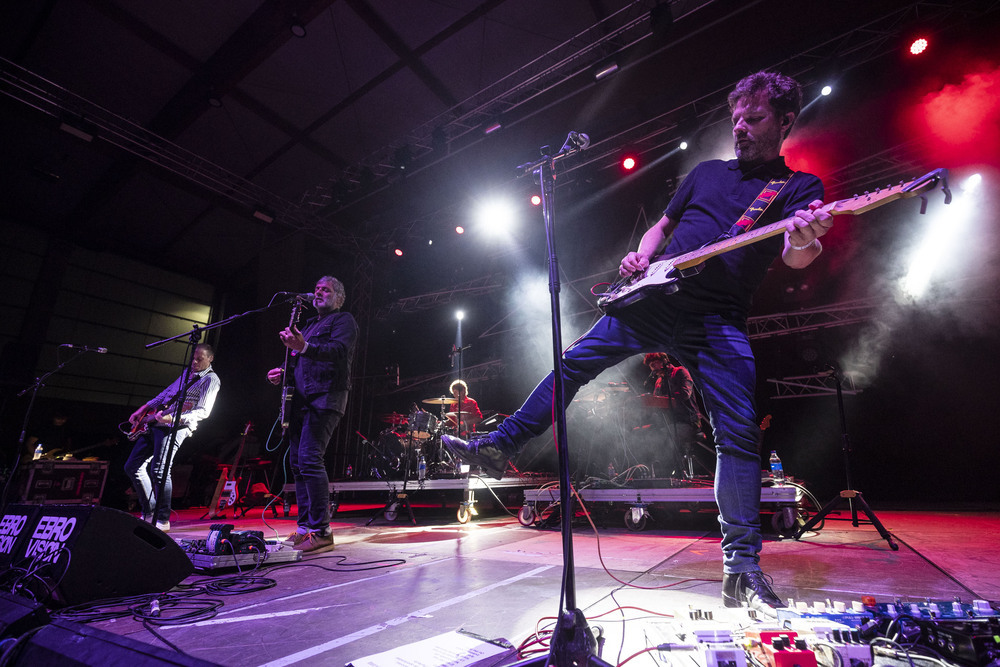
{"left": 484, "top": 121, "right": 502, "bottom": 135}
{"left": 456, "top": 310, "right": 465, "bottom": 321}
{"left": 909, "top": 37, "right": 929, "bottom": 56}
{"left": 428, "top": 239, "right": 433, "bottom": 245}
{"left": 679, "top": 141, "right": 688, "bottom": 151}
{"left": 474, "top": 198, "right": 517, "bottom": 235}
{"left": 622, "top": 156, "right": 637, "bottom": 171}
{"left": 530, "top": 194, "right": 541, "bottom": 206}
{"left": 594, "top": 62, "right": 619, "bottom": 81}
{"left": 394, "top": 248, "right": 403, "bottom": 257}
{"left": 455, "top": 225, "right": 465, "bottom": 234}
{"left": 821, "top": 85, "right": 832, "bottom": 96}
{"left": 900, "top": 173, "right": 982, "bottom": 299}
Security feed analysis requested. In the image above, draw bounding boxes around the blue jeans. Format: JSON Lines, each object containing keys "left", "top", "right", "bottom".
{"left": 494, "top": 298, "right": 763, "bottom": 573}
{"left": 124, "top": 425, "right": 190, "bottom": 523}
{"left": 289, "top": 406, "right": 341, "bottom": 534}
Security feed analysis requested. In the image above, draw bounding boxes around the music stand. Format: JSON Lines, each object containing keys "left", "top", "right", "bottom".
{"left": 793, "top": 365, "right": 898, "bottom": 550}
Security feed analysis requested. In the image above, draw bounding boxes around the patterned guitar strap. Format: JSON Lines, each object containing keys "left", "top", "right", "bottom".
{"left": 726, "top": 171, "right": 797, "bottom": 238}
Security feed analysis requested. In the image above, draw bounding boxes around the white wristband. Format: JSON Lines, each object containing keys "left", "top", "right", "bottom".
{"left": 789, "top": 238, "right": 819, "bottom": 251}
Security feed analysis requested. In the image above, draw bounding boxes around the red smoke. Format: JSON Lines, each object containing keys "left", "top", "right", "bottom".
{"left": 903, "top": 65, "right": 1000, "bottom": 169}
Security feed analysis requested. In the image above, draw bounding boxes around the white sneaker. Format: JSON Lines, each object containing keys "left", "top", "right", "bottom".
{"left": 155, "top": 520, "right": 170, "bottom": 532}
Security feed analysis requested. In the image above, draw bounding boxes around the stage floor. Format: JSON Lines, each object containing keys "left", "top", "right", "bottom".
{"left": 69, "top": 491, "right": 1000, "bottom": 666}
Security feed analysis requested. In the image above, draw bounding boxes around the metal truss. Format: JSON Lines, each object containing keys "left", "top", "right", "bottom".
{"left": 0, "top": 56, "right": 362, "bottom": 249}
{"left": 766, "top": 373, "right": 860, "bottom": 399}
{"left": 375, "top": 273, "right": 506, "bottom": 320}
{"left": 382, "top": 358, "right": 505, "bottom": 396}
{"left": 553, "top": 0, "right": 997, "bottom": 191}
{"left": 747, "top": 297, "right": 884, "bottom": 340}
{"left": 300, "top": 0, "right": 664, "bottom": 207}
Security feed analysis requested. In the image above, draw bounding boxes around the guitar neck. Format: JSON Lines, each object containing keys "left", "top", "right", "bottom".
{"left": 671, "top": 173, "right": 941, "bottom": 271}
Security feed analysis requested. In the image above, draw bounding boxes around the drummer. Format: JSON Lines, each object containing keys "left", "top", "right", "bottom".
{"left": 445, "top": 380, "right": 482, "bottom": 437}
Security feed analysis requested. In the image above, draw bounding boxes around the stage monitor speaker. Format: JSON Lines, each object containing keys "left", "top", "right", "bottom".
{"left": 0, "top": 504, "right": 193, "bottom": 606}
{"left": 0, "top": 591, "right": 50, "bottom": 640}
{"left": 7, "top": 618, "right": 221, "bottom": 666}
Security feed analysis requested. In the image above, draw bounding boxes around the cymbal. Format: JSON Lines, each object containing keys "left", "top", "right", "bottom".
{"left": 380, "top": 412, "right": 409, "bottom": 424}
{"left": 422, "top": 397, "right": 457, "bottom": 405}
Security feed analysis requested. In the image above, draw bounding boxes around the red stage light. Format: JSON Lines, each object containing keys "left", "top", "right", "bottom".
{"left": 394, "top": 248, "right": 403, "bottom": 257}
{"left": 530, "top": 194, "right": 541, "bottom": 206}
{"left": 622, "top": 156, "right": 637, "bottom": 171}
{"left": 909, "top": 37, "right": 929, "bottom": 56}
{"left": 455, "top": 226, "right": 465, "bottom": 234}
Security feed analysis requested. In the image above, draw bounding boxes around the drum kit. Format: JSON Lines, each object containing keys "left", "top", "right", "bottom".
{"left": 368, "top": 396, "right": 470, "bottom": 480}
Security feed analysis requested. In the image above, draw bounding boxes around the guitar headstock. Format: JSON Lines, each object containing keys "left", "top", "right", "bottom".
{"left": 832, "top": 168, "right": 950, "bottom": 216}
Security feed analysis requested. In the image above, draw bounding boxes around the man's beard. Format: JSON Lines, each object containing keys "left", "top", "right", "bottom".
{"left": 735, "top": 127, "right": 782, "bottom": 164}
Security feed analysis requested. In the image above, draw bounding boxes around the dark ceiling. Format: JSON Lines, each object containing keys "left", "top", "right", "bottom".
{"left": 4, "top": 0, "right": 998, "bottom": 293}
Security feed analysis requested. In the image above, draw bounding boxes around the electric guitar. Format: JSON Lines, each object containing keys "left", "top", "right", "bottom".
{"left": 119, "top": 401, "right": 193, "bottom": 441}
{"left": 596, "top": 169, "right": 950, "bottom": 312}
{"left": 207, "top": 421, "right": 252, "bottom": 518}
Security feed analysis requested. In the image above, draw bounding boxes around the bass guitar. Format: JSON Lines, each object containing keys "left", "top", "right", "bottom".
{"left": 596, "top": 168, "right": 950, "bottom": 312}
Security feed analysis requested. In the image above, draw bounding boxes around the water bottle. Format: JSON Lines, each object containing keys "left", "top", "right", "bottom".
{"left": 417, "top": 454, "right": 426, "bottom": 482}
{"left": 33, "top": 443, "right": 44, "bottom": 461}
{"left": 769, "top": 450, "right": 785, "bottom": 486}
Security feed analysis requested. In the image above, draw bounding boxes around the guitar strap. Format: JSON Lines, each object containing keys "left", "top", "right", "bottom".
{"left": 726, "top": 172, "right": 797, "bottom": 237}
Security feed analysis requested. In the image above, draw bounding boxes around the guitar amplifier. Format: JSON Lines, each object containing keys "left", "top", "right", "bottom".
{"left": 19, "top": 460, "right": 109, "bottom": 505}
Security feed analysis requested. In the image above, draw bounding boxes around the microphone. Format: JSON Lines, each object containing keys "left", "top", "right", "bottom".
{"left": 278, "top": 292, "right": 315, "bottom": 301}
{"left": 60, "top": 344, "right": 108, "bottom": 354}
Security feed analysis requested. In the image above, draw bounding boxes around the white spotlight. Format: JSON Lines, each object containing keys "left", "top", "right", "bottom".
{"left": 821, "top": 85, "right": 832, "bottom": 96}
{"left": 475, "top": 198, "right": 517, "bottom": 236}
{"left": 456, "top": 310, "right": 465, "bottom": 321}
{"left": 963, "top": 173, "right": 982, "bottom": 191}
{"left": 679, "top": 141, "right": 689, "bottom": 150}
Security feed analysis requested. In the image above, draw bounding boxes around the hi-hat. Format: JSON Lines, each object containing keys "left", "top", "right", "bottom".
{"left": 422, "top": 397, "right": 457, "bottom": 405}
{"left": 380, "top": 412, "right": 409, "bottom": 424}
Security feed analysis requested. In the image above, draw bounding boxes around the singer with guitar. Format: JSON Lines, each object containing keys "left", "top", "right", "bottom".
{"left": 443, "top": 71, "right": 833, "bottom": 616}
{"left": 267, "top": 276, "right": 358, "bottom": 553}
{"left": 124, "top": 343, "right": 220, "bottom": 531}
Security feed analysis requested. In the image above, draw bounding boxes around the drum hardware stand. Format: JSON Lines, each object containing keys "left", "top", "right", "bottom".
{"left": 793, "top": 364, "right": 898, "bottom": 550}
{"left": 367, "top": 431, "right": 418, "bottom": 526}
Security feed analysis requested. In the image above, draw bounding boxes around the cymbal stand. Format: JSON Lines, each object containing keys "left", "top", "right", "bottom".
{"left": 793, "top": 366, "right": 897, "bottom": 550}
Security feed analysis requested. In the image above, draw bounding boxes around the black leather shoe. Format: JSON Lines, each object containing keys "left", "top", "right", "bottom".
{"left": 440, "top": 434, "right": 509, "bottom": 480}
{"left": 722, "top": 571, "right": 786, "bottom": 617}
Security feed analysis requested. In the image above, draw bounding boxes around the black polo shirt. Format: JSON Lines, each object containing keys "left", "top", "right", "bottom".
{"left": 661, "top": 157, "right": 823, "bottom": 317}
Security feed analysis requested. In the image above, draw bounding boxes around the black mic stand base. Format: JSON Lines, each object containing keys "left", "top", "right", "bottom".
{"left": 507, "top": 608, "right": 611, "bottom": 667}
{"left": 794, "top": 489, "right": 898, "bottom": 551}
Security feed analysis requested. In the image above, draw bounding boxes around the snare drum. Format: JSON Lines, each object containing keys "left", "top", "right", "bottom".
{"left": 407, "top": 410, "right": 438, "bottom": 440}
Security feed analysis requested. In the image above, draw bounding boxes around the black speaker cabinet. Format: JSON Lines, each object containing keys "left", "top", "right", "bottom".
{"left": 0, "top": 504, "right": 193, "bottom": 606}
{"left": 9, "top": 619, "right": 220, "bottom": 666}
{"left": 0, "top": 591, "right": 50, "bottom": 640}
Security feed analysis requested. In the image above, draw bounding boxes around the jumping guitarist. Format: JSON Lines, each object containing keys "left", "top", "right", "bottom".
{"left": 442, "top": 71, "right": 835, "bottom": 618}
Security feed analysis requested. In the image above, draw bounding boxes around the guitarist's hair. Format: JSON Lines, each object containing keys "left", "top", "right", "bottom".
{"left": 727, "top": 71, "right": 802, "bottom": 138}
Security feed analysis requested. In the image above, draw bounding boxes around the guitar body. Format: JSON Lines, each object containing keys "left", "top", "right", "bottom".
{"left": 597, "top": 256, "right": 706, "bottom": 312}
{"left": 206, "top": 421, "right": 252, "bottom": 519}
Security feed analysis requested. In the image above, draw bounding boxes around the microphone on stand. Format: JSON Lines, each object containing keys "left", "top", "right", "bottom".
{"left": 277, "top": 292, "right": 314, "bottom": 301}
{"left": 60, "top": 344, "right": 108, "bottom": 354}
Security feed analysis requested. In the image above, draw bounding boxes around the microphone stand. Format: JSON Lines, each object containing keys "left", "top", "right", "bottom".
{"left": 2, "top": 347, "right": 92, "bottom": 511}
{"left": 509, "top": 135, "right": 611, "bottom": 667}
{"left": 793, "top": 364, "right": 898, "bottom": 550}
